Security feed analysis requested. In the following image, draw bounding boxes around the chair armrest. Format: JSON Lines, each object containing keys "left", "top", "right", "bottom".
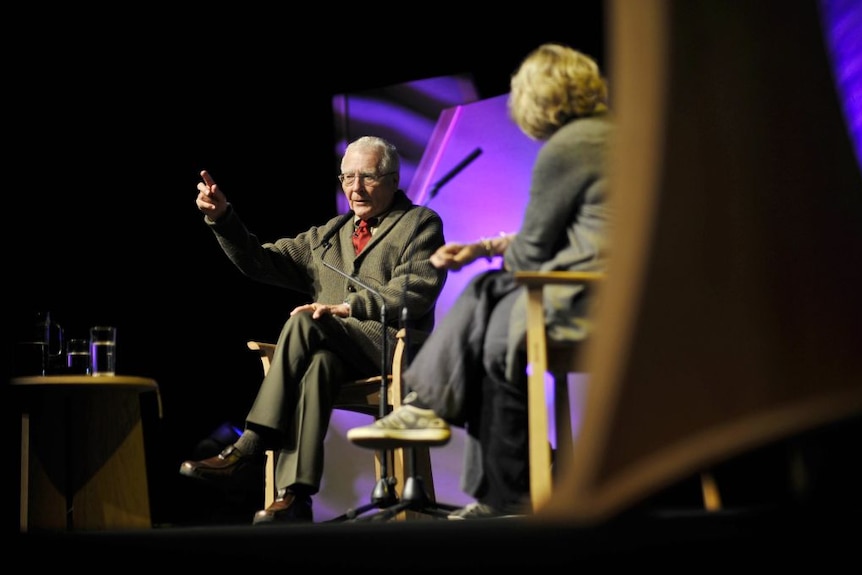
{"left": 248, "top": 331, "right": 428, "bottom": 379}
{"left": 247, "top": 340, "right": 277, "bottom": 375}
{"left": 514, "top": 270, "right": 605, "bottom": 287}
{"left": 247, "top": 341, "right": 277, "bottom": 353}
{"left": 248, "top": 332, "right": 423, "bottom": 354}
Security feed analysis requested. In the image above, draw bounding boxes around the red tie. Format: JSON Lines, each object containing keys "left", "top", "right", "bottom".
{"left": 352, "top": 218, "right": 376, "bottom": 254}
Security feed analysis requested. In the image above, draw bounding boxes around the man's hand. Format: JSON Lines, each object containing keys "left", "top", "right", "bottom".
{"left": 196, "top": 169, "right": 229, "bottom": 222}
{"left": 290, "top": 302, "right": 351, "bottom": 319}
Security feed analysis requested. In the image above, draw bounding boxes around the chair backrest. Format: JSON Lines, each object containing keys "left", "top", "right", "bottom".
{"left": 541, "top": 0, "right": 862, "bottom": 523}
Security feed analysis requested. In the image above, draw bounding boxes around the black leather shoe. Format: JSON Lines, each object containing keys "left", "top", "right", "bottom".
{"left": 253, "top": 489, "right": 313, "bottom": 525}
{"left": 179, "top": 445, "right": 263, "bottom": 483}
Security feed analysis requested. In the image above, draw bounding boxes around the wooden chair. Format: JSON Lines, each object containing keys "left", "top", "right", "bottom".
{"left": 515, "top": 270, "right": 604, "bottom": 513}
{"left": 246, "top": 328, "right": 437, "bottom": 520}
{"left": 515, "top": 271, "right": 723, "bottom": 514}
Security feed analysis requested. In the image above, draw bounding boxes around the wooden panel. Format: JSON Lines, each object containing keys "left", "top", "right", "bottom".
{"left": 68, "top": 390, "right": 151, "bottom": 529}
{"left": 543, "top": 0, "right": 862, "bottom": 523}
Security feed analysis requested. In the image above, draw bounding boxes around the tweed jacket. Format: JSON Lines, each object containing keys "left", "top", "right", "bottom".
{"left": 207, "top": 190, "right": 447, "bottom": 367}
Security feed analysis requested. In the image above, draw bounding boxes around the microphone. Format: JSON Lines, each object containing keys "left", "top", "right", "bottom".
{"left": 315, "top": 211, "right": 355, "bottom": 250}
{"left": 423, "top": 147, "right": 482, "bottom": 206}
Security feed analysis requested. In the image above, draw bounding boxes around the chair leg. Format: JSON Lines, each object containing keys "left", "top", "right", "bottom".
{"left": 265, "top": 444, "right": 435, "bottom": 520}
{"left": 700, "top": 471, "right": 723, "bottom": 511}
{"left": 264, "top": 450, "right": 277, "bottom": 508}
{"left": 552, "top": 371, "right": 574, "bottom": 472}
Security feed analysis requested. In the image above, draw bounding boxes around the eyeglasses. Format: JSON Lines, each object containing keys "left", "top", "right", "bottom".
{"left": 337, "top": 171, "right": 395, "bottom": 187}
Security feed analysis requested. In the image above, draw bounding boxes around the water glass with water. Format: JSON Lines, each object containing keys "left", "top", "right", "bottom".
{"left": 66, "top": 338, "right": 92, "bottom": 374}
{"left": 89, "top": 326, "right": 117, "bottom": 376}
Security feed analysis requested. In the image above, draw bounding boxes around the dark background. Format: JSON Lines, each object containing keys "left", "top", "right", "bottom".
{"left": 3, "top": 7, "right": 607, "bottom": 528}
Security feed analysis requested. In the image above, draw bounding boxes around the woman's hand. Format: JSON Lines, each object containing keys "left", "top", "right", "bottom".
{"left": 430, "top": 242, "right": 484, "bottom": 271}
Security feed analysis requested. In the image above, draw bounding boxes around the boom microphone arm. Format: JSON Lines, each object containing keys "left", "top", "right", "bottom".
{"left": 423, "top": 147, "right": 482, "bottom": 206}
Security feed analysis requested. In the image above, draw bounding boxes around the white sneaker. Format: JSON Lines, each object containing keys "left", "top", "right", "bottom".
{"left": 447, "top": 502, "right": 522, "bottom": 520}
{"left": 347, "top": 404, "right": 451, "bottom": 450}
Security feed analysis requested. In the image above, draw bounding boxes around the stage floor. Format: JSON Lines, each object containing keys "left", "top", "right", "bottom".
{"left": 12, "top": 505, "right": 858, "bottom": 570}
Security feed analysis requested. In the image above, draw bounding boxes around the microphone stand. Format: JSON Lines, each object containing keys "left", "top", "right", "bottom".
{"left": 317, "top": 255, "right": 401, "bottom": 520}
{"left": 355, "top": 150, "right": 484, "bottom": 521}
{"left": 352, "top": 304, "right": 460, "bottom": 522}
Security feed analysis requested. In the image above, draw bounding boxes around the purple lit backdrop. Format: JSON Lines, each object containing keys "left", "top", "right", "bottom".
{"left": 332, "top": 74, "right": 481, "bottom": 207}
{"left": 405, "top": 95, "right": 539, "bottom": 322}
{"left": 820, "top": 0, "right": 862, "bottom": 171}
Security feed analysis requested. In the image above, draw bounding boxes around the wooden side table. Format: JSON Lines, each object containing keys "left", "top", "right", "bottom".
{"left": 11, "top": 375, "right": 160, "bottom": 532}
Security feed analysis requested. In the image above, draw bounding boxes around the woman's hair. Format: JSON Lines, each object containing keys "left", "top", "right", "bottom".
{"left": 508, "top": 43, "right": 609, "bottom": 140}
{"left": 343, "top": 135, "right": 401, "bottom": 175}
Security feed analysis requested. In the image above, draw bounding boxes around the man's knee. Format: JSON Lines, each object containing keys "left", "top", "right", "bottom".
{"left": 281, "top": 312, "right": 316, "bottom": 335}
